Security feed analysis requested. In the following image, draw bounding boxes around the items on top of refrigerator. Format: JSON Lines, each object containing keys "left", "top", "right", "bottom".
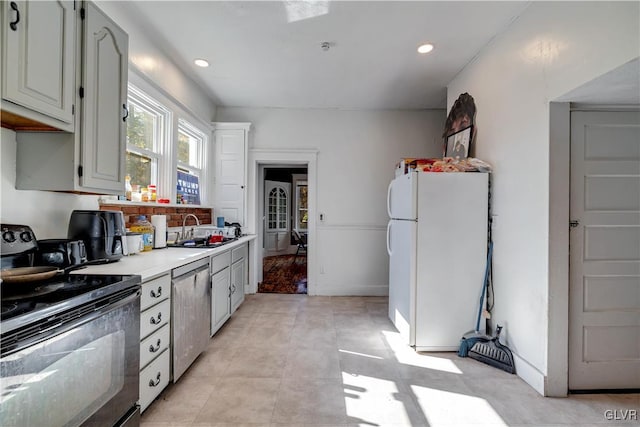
{"left": 395, "top": 157, "right": 492, "bottom": 176}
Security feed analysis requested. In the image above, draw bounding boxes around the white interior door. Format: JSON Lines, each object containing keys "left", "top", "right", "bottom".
{"left": 215, "top": 129, "right": 246, "bottom": 225}
{"left": 569, "top": 110, "right": 640, "bottom": 390}
{"left": 264, "top": 180, "right": 291, "bottom": 255}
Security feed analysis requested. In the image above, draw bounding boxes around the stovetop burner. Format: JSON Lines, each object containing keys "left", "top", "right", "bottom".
{"left": 1, "top": 274, "right": 141, "bottom": 325}
{"left": 1, "top": 301, "right": 36, "bottom": 318}
{"left": 2, "top": 283, "right": 65, "bottom": 301}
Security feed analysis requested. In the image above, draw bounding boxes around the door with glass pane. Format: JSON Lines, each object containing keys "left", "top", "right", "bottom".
{"left": 264, "top": 180, "right": 291, "bottom": 254}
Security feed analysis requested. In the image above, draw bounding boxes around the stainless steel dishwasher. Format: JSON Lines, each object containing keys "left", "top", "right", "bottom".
{"left": 171, "top": 257, "right": 210, "bottom": 381}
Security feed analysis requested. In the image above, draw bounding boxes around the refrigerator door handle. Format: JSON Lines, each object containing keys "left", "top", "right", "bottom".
{"left": 387, "top": 181, "right": 393, "bottom": 218}
{"left": 386, "top": 221, "right": 392, "bottom": 256}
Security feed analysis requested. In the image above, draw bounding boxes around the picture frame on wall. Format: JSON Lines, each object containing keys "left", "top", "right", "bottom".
{"left": 445, "top": 125, "right": 472, "bottom": 159}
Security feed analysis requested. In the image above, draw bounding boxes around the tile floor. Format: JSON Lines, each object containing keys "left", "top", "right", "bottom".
{"left": 141, "top": 294, "right": 639, "bottom": 427}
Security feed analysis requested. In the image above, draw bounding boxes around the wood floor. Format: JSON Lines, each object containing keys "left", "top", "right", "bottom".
{"left": 140, "top": 294, "right": 640, "bottom": 426}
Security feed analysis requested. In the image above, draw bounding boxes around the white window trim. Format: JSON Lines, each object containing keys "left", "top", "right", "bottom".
{"left": 295, "top": 180, "right": 308, "bottom": 232}
{"left": 126, "top": 84, "right": 170, "bottom": 193}
{"left": 177, "top": 118, "right": 206, "bottom": 172}
{"left": 267, "top": 185, "right": 289, "bottom": 232}
{"left": 126, "top": 70, "right": 213, "bottom": 205}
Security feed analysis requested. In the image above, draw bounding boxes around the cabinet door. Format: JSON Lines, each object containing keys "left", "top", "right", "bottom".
{"left": 231, "top": 259, "right": 245, "bottom": 313}
{"left": 214, "top": 128, "right": 246, "bottom": 225}
{"left": 80, "top": 2, "right": 127, "bottom": 192}
{"left": 2, "top": 0, "right": 75, "bottom": 125}
{"left": 211, "top": 267, "right": 231, "bottom": 336}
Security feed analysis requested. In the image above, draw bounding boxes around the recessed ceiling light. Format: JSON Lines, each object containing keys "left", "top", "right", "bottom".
{"left": 417, "top": 43, "right": 434, "bottom": 54}
{"left": 194, "top": 58, "right": 209, "bottom": 68}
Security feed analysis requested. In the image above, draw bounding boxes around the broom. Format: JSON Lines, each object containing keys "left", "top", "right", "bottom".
{"left": 458, "top": 241, "right": 493, "bottom": 357}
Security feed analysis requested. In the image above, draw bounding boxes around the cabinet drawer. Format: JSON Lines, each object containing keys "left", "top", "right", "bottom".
{"left": 211, "top": 251, "right": 231, "bottom": 275}
{"left": 140, "top": 323, "right": 170, "bottom": 370}
{"left": 141, "top": 274, "right": 171, "bottom": 311}
{"left": 231, "top": 244, "right": 247, "bottom": 264}
{"left": 140, "top": 299, "right": 170, "bottom": 340}
{"left": 139, "top": 348, "right": 170, "bottom": 413}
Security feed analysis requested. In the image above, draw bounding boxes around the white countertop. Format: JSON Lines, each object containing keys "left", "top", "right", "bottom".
{"left": 72, "top": 235, "right": 256, "bottom": 282}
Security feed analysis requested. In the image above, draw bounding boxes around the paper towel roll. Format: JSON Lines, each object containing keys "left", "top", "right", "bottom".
{"left": 151, "top": 214, "right": 167, "bottom": 248}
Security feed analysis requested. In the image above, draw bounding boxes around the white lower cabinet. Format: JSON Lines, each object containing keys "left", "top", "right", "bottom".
{"left": 230, "top": 243, "right": 247, "bottom": 313}
{"left": 139, "top": 349, "right": 170, "bottom": 412}
{"left": 230, "top": 260, "right": 244, "bottom": 313}
{"left": 139, "top": 273, "right": 171, "bottom": 413}
{"left": 210, "top": 242, "right": 249, "bottom": 336}
{"left": 211, "top": 265, "right": 231, "bottom": 336}
{"left": 140, "top": 323, "right": 170, "bottom": 370}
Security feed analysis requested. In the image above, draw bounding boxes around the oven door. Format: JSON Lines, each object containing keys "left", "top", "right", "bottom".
{"left": 0, "top": 290, "right": 141, "bottom": 427}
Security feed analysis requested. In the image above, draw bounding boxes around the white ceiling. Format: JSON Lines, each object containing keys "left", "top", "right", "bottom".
{"left": 556, "top": 58, "right": 640, "bottom": 105}
{"left": 124, "top": 1, "right": 531, "bottom": 110}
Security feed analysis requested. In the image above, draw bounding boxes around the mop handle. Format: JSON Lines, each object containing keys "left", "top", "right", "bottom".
{"left": 475, "top": 241, "right": 493, "bottom": 332}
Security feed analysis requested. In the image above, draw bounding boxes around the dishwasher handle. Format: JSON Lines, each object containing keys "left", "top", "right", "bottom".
{"left": 172, "top": 257, "right": 210, "bottom": 278}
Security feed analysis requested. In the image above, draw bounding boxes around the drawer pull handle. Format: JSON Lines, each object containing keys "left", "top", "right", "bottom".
{"left": 9, "top": 2, "right": 20, "bottom": 31}
{"left": 149, "top": 339, "right": 162, "bottom": 353}
{"left": 150, "top": 287, "right": 162, "bottom": 298}
{"left": 150, "top": 313, "right": 162, "bottom": 325}
{"left": 149, "top": 372, "right": 161, "bottom": 387}
{"left": 231, "top": 284, "right": 236, "bottom": 294}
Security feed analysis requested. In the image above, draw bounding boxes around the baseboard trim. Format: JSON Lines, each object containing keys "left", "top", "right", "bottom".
{"left": 310, "top": 283, "right": 389, "bottom": 296}
{"left": 513, "top": 352, "right": 546, "bottom": 396}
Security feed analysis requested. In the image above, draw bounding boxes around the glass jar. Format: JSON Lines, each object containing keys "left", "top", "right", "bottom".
{"left": 148, "top": 184, "right": 157, "bottom": 202}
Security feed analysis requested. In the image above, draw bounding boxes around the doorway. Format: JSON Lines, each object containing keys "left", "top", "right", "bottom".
{"left": 259, "top": 166, "right": 308, "bottom": 294}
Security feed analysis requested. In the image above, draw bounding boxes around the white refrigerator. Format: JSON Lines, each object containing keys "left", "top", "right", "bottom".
{"left": 387, "top": 171, "right": 489, "bottom": 351}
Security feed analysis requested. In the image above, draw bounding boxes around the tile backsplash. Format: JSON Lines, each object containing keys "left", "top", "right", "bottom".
{"left": 99, "top": 204, "right": 212, "bottom": 229}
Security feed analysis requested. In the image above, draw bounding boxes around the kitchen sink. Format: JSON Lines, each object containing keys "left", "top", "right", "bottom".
{"left": 167, "top": 237, "right": 238, "bottom": 249}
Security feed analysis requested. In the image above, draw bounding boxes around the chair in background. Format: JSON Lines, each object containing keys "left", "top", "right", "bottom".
{"left": 291, "top": 230, "right": 307, "bottom": 264}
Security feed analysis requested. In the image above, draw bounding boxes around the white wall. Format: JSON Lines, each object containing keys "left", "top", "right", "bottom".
{"left": 95, "top": 1, "right": 216, "bottom": 123}
{"left": 447, "top": 1, "right": 640, "bottom": 394}
{"left": 1, "top": 128, "right": 100, "bottom": 238}
{"left": 217, "top": 107, "right": 446, "bottom": 295}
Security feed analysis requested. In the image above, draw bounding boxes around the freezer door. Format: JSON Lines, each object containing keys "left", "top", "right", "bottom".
{"left": 387, "top": 219, "right": 417, "bottom": 344}
{"left": 387, "top": 173, "right": 417, "bottom": 220}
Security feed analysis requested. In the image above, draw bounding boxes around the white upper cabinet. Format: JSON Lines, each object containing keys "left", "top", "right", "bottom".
{"left": 213, "top": 122, "right": 251, "bottom": 226}
{"left": 1, "top": 0, "right": 76, "bottom": 131}
{"left": 79, "top": 1, "right": 128, "bottom": 192}
{"left": 14, "top": 1, "right": 128, "bottom": 195}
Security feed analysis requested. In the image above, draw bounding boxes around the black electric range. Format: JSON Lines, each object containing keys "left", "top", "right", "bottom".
{"left": 1, "top": 273, "right": 141, "bottom": 353}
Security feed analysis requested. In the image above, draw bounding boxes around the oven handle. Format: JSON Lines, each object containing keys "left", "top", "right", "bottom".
{"left": 2, "top": 288, "right": 141, "bottom": 356}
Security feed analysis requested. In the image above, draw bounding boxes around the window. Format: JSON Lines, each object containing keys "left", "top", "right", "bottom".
{"left": 267, "top": 186, "right": 288, "bottom": 231}
{"left": 295, "top": 182, "right": 308, "bottom": 231}
{"left": 176, "top": 119, "right": 207, "bottom": 204}
{"left": 125, "top": 80, "right": 211, "bottom": 205}
{"left": 125, "top": 85, "right": 169, "bottom": 191}
{"left": 177, "top": 119, "right": 205, "bottom": 175}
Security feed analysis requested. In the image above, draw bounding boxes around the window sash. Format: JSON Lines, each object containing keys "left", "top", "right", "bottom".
{"left": 124, "top": 75, "right": 212, "bottom": 205}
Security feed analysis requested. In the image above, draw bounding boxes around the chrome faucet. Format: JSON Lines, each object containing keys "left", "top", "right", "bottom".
{"left": 181, "top": 214, "right": 200, "bottom": 241}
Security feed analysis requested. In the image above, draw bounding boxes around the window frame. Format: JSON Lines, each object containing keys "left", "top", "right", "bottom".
{"left": 124, "top": 71, "right": 212, "bottom": 205}
{"left": 267, "top": 185, "right": 289, "bottom": 232}
{"left": 177, "top": 118, "right": 206, "bottom": 176}
{"left": 295, "top": 180, "right": 308, "bottom": 232}
{"left": 125, "top": 84, "right": 170, "bottom": 193}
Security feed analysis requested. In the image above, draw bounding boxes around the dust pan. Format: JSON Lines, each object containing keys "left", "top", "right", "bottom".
{"left": 468, "top": 325, "right": 515, "bottom": 374}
